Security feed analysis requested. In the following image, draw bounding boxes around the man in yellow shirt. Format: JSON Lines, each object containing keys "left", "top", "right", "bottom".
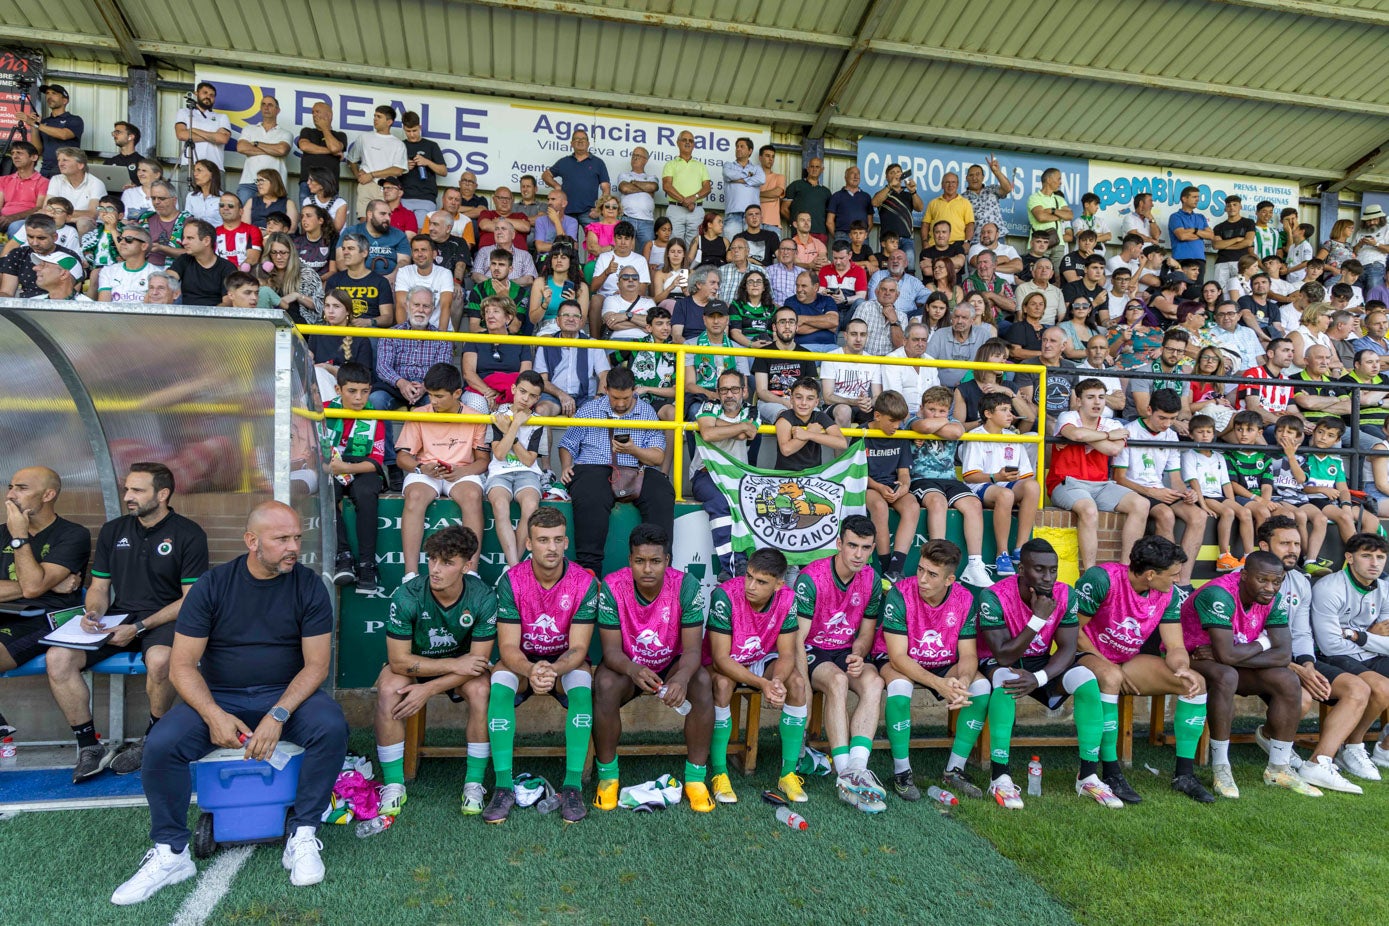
{"left": 922, "top": 172, "right": 975, "bottom": 245}
{"left": 661, "top": 131, "right": 712, "bottom": 247}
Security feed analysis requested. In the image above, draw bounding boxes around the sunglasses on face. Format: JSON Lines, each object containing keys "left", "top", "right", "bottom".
{"left": 116, "top": 236, "right": 147, "bottom": 244}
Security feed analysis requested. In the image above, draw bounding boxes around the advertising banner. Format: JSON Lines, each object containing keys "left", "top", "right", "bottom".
{"left": 198, "top": 67, "right": 769, "bottom": 207}
{"left": 0, "top": 49, "right": 42, "bottom": 138}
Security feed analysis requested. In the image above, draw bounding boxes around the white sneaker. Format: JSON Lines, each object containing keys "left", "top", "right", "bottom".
{"left": 1297, "top": 755, "right": 1362, "bottom": 794}
{"left": 1254, "top": 724, "right": 1303, "bottom": 770}
{"left": 1372, "top": 742, "right": 1389, "bottom": 770}
{"left": 110, "top": 844, "right": 196, "bottom": 905}
{"left": 1211, "top": 763, "right": 1240, "bottom": 800}
{"left": 282, "top": 826, "right": 325, "bottom": 887}
{"left": 960, "top": 561, "right": 992, "bottom": 587}
{"left": 989, "top": 774, "right": 1024, "bottom": 810}
{"left": 1335, "top": 743, "right": 1382, "bottom": 781}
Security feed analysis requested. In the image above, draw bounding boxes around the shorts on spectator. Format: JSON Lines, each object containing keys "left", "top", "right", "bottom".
{"left": 648, "top": 396, "right": 673, "bottom": 413}
{"left": 485, "top": 469, "right": 543, "bottom": 499}
{"left": 402, "top": 470, "right": 484, "bottom": 496}
{"left": 757, "top": 399, "right": 790, "bottom": 424}
{"left": 1305, "top": 497, "right": 1346, "bottom": 511}
{"left": 970, "top": 480, "right": 1018, "bottom": 501}
{"left": 910, "top": 478, "right": 973, "bottom": 506}
{"left": 1050, "top": 476, "right": 1133, "bottom": 512}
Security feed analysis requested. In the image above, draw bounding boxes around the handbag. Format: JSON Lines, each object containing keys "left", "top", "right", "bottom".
{"left": 610, "top": 464, "right": 645, "bottom": 501}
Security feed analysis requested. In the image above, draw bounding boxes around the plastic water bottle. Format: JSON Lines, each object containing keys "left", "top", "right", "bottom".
{"left": 1027, "top": 756, "right": 1043, "bottom": 796}
{"left": 238, "top": 733, "right": 291, "bottom": 771}
{"left": 536, "top": 792, "right": 562, "bottom": 815}
{"left": 0, "top": 737, "right": 15, "bottom": 768}
{"left": 926, "top": 785, "right": 958, "bottom": 806}
{"left": 775, "top": 806, "right": 807, "bottom": 830}
{"left": 355, "top": 814, "right": 394, "bottom": 838}
{"left": 656, "top": 686, "right": 693, "bottom": 716}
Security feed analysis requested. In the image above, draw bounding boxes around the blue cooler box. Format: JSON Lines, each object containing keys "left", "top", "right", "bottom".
{"left": 194, "top": 744, "right": 305, "bottom": 844}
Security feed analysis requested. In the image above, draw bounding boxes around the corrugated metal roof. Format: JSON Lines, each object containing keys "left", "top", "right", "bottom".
{"left": 4, "top": 0, "right": 1389, "bottom": 187}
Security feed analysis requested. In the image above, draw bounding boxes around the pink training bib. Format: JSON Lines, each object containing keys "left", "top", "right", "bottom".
{"left": 800, "top": 555, "right": 878, "bottom": 650}
{"left": 872, "top": 578, "right": 974, "bottom": 667}
{"left": 506, "top": 559, "right": 595, "bottom": 657}
{"left": 974, "top": 576, "right": 1069, "bottom": 660}
{"left": 703, "top": 577, "right": 795, "bottom": 667}
{"left": 1081, "top": 562, "right": 1173, "bottom": 664}
{"left": 606, "top": 567, "right": 686, "bottom": 671}
{"left": 1179, "top": 571, "right": 1276, "bottom": 650}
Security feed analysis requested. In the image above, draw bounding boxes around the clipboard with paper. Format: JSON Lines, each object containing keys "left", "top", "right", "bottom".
{"left": 41, "top": 608, "right": 128, "bottom": 651}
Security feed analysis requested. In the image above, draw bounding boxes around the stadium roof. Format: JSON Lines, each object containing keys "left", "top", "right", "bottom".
{"left": 4, "top": 0, "right": 1389, "bottom": 189}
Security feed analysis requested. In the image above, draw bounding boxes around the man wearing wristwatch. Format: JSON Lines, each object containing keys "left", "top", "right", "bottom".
{"left": 0, "top": 465, "right": 91, "bottom": 741}
{"left": 661, "top": 131, "right": 711, "bottom": 248}
{"left": 113, "top": 501, "right": 347, "bottom": 905}
{"left": 45, "top": 463, "right": 208, "bottom": 783}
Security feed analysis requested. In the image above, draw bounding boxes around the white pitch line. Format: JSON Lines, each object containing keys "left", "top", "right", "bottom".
{"left": 169, "top": 845, "right": 254, "bottom": 926}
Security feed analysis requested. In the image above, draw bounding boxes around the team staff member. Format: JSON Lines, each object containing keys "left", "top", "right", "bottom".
{"left": 112, "top": 502, "right": 348, "bottom": 905}
{"left": 46, "top": 463, "right": 208, "bottom": 782}
{"left": 0, "top": 465, "right": 90, "bottom": 738}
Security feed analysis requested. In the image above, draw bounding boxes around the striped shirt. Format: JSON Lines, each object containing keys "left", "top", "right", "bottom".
{"left": 1238, "top": 365, "right": 1294, "bottom": 414}
{"left": 560, "top": 394, "right": 664, "bottom": 466}
{"left": 375, "top": 324, "right": 453, "bottom": 387}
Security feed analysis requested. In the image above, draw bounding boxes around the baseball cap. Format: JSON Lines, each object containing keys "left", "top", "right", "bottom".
{"left": 31, "top": 251, "right": 82, "bottom": 280}
{"left": 379, "top": 175, "right": 403, "bottom": 189}
{"left": 703, "top": 299, "right": 730, "bottom": 316}
{"left": 38, "top": 83, "right": 68, "bottom": 98}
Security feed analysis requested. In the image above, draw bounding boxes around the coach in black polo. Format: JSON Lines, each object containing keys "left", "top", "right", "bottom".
{"left": 45, "top": 462, "right": 208, "bottom": 783}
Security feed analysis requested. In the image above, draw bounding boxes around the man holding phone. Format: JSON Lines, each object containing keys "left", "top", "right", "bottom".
{"left": 872, "top": 165, "right": 922, "bottom": 265}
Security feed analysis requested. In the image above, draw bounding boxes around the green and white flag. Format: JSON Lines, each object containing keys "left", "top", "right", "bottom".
{"left": 696, "top": 438, "right": 868, "bottom": 565}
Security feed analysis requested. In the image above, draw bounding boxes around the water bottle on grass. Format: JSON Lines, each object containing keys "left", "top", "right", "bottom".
{"left": 1027, "top": 756, "right": 1043, "bottom": 796}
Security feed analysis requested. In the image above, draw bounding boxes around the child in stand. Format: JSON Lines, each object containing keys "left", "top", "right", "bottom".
{"left": 1300, "top": 417, "right": 1379, "bottom": 553}
{"left": 959, "top": 392, "right": 1041, "bottom": 577}
{"left": 487, "top": 370, "right": 548, "bottom": 568}
{"left": 325, "top": 361, "right": 387, "bottom": 593}
{"left": 1268, "top": 414, "right": 1333, "bottom": 575}
{"left": 863, "top": 391, "right": 919, "bottom": 582}
{"left": 1183, "top": 414, "right": 1251, "bottom": 572}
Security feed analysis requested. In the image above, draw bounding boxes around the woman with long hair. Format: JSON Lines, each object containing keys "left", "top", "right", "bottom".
{"left": 651, "top": 238, "right": 691, "bottom": 309}
{"left": 528, "top": 243, "right": 587, "bottom": 336}
{"left": 1317, "top": 218, "right": 1356, "bottom": 275}
{"left": 308, "top": 289, "right": 374, "bottom": 377}
{"left": 918, "top": 291, "right": 951, "bottom": 335}
{"left": 294, "top": 203, "right": 337, "bottom": 280}
{"left": 644, "top": 216, "right": 673, "bottom": 273}
{"left": 692, "top": 211, "right": 728, "bottom": 266}
{"left": 1188, "top": 345, "right": 1236, "bottom": 433}
{"left": 730, "top": 268, "right": 776, "bottom": 347}
{"left": 930, "top": 257, "right": 964, "bottom": 308}
{"left": 1109, "top": 298, "right": 1163, "bottom": 368}
{"left": 245, "top": 168, "right": 298, "bottom": 231}
{"left": 1059, "top": 297, "right": 1100, "bottom": 360}
{"left": 302, "top": 166, "right": 348, "bottom": 231}
{"left": 952, "top": 338, "right": 1036, "bottom": 431}
{"left": 184, "top": 159, "right": 222, "bottom": 224}
{"left": 259, "top": 230, "right": 324, "bottom": 324}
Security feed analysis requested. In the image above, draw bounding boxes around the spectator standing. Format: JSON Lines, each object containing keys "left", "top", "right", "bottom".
{"left": 922, "top": 172, "right": 974, "bottom": 246}
{"left": 758, "top": 145, "right": 786, "bottom": 235}
{"left": 24, "top": 83, "right": 83, "bottom": 178}
{"left": 783, "top": 157, "right": 831, "bottom": 240}
{"left": 721, "top": 137, "right": 765, "bottom": 239}
{"left": 1168, "top": 186, "right": 1214, "bottom": 285}
{"left": 1211, "top": 195, "right": 1255, "bottom": 293}
{"left": 872, "top": 164, "right": 922, "bottom": 265}
{"left": 962, "top": 156, "right": 1014, "bottom": 245}
{"left": 106, "top": 121, "right": 143, "bottom": 186}
{"left": 616, "top": 148, "right": 659, "bottom": 253}
{"left": 1026, "top": 167, "right": 1072, "bottom": 261}
{"left": 347, "top": 105, "right": 407, "bottom": 220}
{"left": 296, "top": 102, "right": 347, "bottom": 205}
{"left": 1123, "top": 192, "right": 1164, "bottom": 246}
{"left": 400, "top": 112, "right": 446, "bottom": 226}
{"left": 663, "top": 131, "right": 712, "bottom": 245}
{"left": 173, "top": 82, "right": 231, "bottom": 171}
{"left": 234, "top": 96, "right": 292, "bottom": 204}
{"left": 827, "top": 165, "right": 872, "bottom": 239}
{"left": 543, "top": 129, "right": 611, "bottom": 227}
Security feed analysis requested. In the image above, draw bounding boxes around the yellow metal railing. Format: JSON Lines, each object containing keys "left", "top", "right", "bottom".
{"left": 296, "top": 324, "right": 1047, "bottom": 503}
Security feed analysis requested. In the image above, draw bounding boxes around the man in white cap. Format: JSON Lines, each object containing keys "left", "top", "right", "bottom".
{"left": 31, "top": 251, "right": 90, "bottom": 302}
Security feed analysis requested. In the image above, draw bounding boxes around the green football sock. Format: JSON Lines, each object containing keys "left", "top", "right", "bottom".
{"left": 885, "top": 694, "right": 912, "bottom": 761}
{"left": 710, "top": 706, "right": 732, "bottom": 776}
{"left": 684, "top": 760, "right": 706, "bottom": 785}
{"left": 1173, "top": 695, "right": 1207, "bottom": 761}
{"left": 596, "top": 758, "right": 620, "bottom": 782}
{"left": 487, "top": 683, "right": 516, "bottom": 789}
{"left": 950, "top": 684, "right": 990, "bottom": 759}
{"left": 465, "top": 743, "right": 489, "bottom": 786}
{"left": 1073, "top": 679, "right": 1102, "bottom": 762}
{"left": 830, "top": 744, "right": 850, "bottom": 774}
{"left": 779, "top": 707, "right": 806, "bottom": 777}
{"left": 564, "top": 685, "right": 593, "bottom": 790}
{"left": 987, "top": 682, "right": 1016, "bottom": 772}
{"left": 1100, "top": 693, "right": 1120, "bottom": 763}
{"left": 378, "top": 749, "right": 405, "bottom": 788}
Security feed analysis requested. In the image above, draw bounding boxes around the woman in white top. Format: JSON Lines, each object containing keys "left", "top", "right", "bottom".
{"left": 301, "top": 167, "right": 348, "bottom": 232}
{"left": 651, "top": 237, "right": 691, "bottom": 311}
{"left": 120, "top": 158, "right": 163, "bottom": 219}
{"left": 184, "top": 159, "right": 223, "bottom": 224}
{"left": 1287, "top": 302, "right": 1336, "bottom": 372}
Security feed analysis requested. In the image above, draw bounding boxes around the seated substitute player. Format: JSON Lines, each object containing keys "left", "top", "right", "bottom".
{"left": 704, "top": 547, "right": 807, "bottom": 804}
{"left": 484, "top": 507, "right": 598, "bottom": 824}
{"left": 1263, "top": 520, "right": 1384, "bottom": 790}
{"left": 876, "top": 539, "right": 992, "bottom": 802}
{"left": 1310, "top": 531, "right": 1389, "bottom": 774}
{"left": 863, "top": 390, "right": 921, "bottom": 582}
{"left": 1073, "top": 536, "right": 1215, "bottom": 804}
{"left": 960, "top": 392, "right": 1041, "bottom": 577}
{"left": 794, "top": 515, "right": 888, "bottom": 812}
{"left": 1181, "top": 551, "right": 1321, "bottom": 797}
{"left": 372, "top": 527, "right": 497, "bottom": 818}
{"left": 593, "top": 524, "right": 715, "bottom": 812}
{"left": 976, "top": 538, "right": 1119, "bottom": 809}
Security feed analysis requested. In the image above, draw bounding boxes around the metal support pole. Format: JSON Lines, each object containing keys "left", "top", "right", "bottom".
{"left": 1319, "top": 190, "right": 1342, "bottom": 249}
{"left": 126, "top": 66, "right": 157, "bottom": 158}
